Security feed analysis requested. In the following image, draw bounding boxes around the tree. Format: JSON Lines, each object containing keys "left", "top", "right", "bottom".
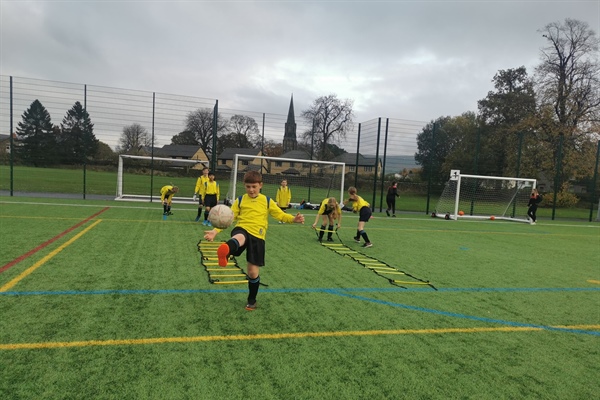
{"left": 477, "top": 67, "right": 537, "bottom": 176}
{"left": 94, "top": 141, "right": 116, "bottom": 162}
{"left": 57, "top": 101, "right": 98, "bottom": 164}
{"left": 262, "top": 139, "right": 283, "bottom": 157}
{"left": 16, "top": 100, "right": 58, "bottom": 166}
{"left": 535, "top": 18, "right": 600, "bottom": 185}
{"left": 414, "top": 116, "right": 452, "bottom": 186}
{"left": 117, "top": 123, "right": 152, "bottom": 154}
{"left": 171, "top": 130, "right": 198, "bottom": 145}
{"left": 226, "top": 115, "right": 260, "bottom": 148}
{"left": 184, "top": 108, "right": 227, "bottom": 158}
{"left": 301, "top": 94, "right": 354, "bottom": 160}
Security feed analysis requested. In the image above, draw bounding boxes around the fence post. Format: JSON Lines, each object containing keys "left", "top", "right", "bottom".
{"left": 378, "top": 118, "right": 390, "bottom": 212}
{"left": 425, "top": 122, "right": 437, "bottom": 214}
{"left": 551, "top": 133, "right": 564, "bottom": 220}
{"left": 150, "top": 92, "right": 156, "bottom": 202}
{"left": 211, "top": 100, "right": 218, "bottom": 173}
{"left": 511, "top": 131, "right": 524, "bottom": 217}
{"left": 83, "top": 84, "right": 87, "bottom": 200}
{"left": 371, "top": 118, "right": 382, "bottom": 210}
{"left": 589, "top": 140, "right": 600, "bottom": 222}
{"left": 9, "top": 76, "right": 14, "bottom": 196}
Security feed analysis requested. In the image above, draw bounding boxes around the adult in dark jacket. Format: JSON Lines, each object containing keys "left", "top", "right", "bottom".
{"left": 527, "top": 188, "right": 543, "bottom": 225}
{"left": 386, "top": 181, "right": 400, "bottom": 217}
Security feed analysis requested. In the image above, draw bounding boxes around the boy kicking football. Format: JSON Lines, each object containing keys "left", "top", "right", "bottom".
{"left": 203, "top": 171, "right": 304, "bottom": 311}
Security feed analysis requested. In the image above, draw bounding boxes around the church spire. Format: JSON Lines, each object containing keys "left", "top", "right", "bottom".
{"left": 283, "top": 94, "right": 298, "bottom": 152}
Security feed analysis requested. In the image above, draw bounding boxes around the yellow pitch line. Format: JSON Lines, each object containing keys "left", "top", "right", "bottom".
{"left": 2, "top": 325, "right": 599, "bottom": 351}
{"left": 0, "top": 220, "right": 103, "bottom": 292}
{"left": 588, "top": 280, "right": 600, "bottom": 284}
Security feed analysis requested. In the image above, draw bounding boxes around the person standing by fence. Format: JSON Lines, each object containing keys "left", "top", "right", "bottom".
{"left": 386, "top": 181, "right": 400, "bottom": 217}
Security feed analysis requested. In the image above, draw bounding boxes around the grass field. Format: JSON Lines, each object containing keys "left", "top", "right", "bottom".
{"left": 0, "top": 196, "right": 599, "bottom": 399}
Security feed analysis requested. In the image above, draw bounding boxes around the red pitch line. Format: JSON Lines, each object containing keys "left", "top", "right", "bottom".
{"left": 0, "top": 207, "right": 110, "bottom": 274}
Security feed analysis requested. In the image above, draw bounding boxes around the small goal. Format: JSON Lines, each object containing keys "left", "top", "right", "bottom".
{"left": 433, "top": 170, "right": 536, "bottom": 222}
{"left": 226, "top": 154, "right": 346, "bottom": 207}
{"left": 115, "top": 155, "right": 208, "bottom": 204}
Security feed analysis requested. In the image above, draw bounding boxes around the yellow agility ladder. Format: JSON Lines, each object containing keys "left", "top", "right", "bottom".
{"left": 321, "top": 237, "right": 436, "bottom": 290}
{"left": 197, "top": 241, "right": 248, "bottom": 285}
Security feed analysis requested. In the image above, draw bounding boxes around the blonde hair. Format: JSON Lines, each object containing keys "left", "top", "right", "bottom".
{"left": 348, "top": 187, "right": 357, "bottom": 195}
{"left": 327, "top": 197, "right": 340, "bottom": 219}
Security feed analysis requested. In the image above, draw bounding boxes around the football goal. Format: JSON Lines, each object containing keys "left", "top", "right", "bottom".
{"left": 225, "top": 154, "right": 346, "bottom": 207}
{"left": 432, "top": 170, "right": 536, "bottom": 222}
{"left": 115, "top": 155, "right": 208, "bottom": 203}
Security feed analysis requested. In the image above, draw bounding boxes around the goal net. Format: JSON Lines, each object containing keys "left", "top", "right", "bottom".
{"left": 116, "top": 155, "right": 208, "bottom": 204}
{"left": 433, "top": 170, "right": 536, "bottom": 222}
{"left": 225, "top": 154, "right": 346, "bottom": 208}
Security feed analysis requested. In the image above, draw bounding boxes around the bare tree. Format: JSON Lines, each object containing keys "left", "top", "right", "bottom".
{"left": 185, "top": 108, "right": 227, "bottom": 157}
{"left": 227, "top": 115, "right": 261, "bottom": 148}
{"left": 117, "top": 123, "right": 152, "bottom": 154}
{"left": 301, "top": 94, "right": 354, "bottom": 160}
{"left": 534, "top": 18, "right": 600, "bottom": 183}
{"left": 536, "top": 18, "right": 600, "bottom": 130}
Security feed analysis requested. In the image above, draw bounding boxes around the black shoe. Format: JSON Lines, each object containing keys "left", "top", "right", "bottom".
{"left": 392, "top": 214, "right": 396, "bottom": 217}
{"left": 354, "top": 236, "right": 361, "bottom": 243}
{"left": 386, "top": 209, "right": 390, "bottom": 217}
{"left": 167, "top": 212, "right": 173, "bottom": 216}
{"left": 327, "top": 237, "right": 334, "bottom": 242}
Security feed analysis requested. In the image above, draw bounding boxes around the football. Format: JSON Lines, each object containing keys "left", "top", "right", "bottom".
{"left": 490, "top": 215, "right": 495, "bottom": 220}
{"left": 458, "top": 210, "right": 465, "bottom": 216}
{"left": 208, "top": 205, "right": 234, "bottom": 229}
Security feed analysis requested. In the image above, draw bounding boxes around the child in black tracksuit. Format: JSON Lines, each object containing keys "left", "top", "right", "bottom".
{"left": 385, "top": 182, "right": 399, "bottom": 217}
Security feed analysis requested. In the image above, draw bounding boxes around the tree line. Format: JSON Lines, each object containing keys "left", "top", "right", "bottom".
{"left": 415, "top": 18, "right": 599, "bottom": 199}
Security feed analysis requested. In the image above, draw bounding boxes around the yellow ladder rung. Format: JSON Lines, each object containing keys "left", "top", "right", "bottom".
{"left": 391, "top": 280, "right": 430, "bottom": 285}
{"left": 204, "top": 263, "right": 236, "bottom": 267}
{"left": 205, "top": 268, "right": 240, "bottom": 271}
{"left": 212, "top": 280, "right": 247, "bottom": 284}
{"left": 210, "top": 274, "right": 247, "bottom": 278}
{"left": 369, "top": 267, "right": 396, "bottom": 271}
{"left": 375, "top": 271, "right": 405, "bottom": 275}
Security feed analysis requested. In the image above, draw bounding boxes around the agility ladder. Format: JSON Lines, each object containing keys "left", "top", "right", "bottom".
{"left": 316, "top": 229, "right": 436, "bottom": 289}
{"left": 197, "top": 241, "right": 248, "bottom": 285}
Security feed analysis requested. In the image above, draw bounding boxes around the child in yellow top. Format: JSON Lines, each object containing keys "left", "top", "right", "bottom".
{"left": 204, "top": 171, "right": 304, "bottom": 311}
{"left": 312, "top": 197, "right": 342, "bottom": 242}
{"left": 194, "top": 167, "right": 210, "bottom": 222}
{"left": 275, "top": 179, "right": 292, "bottom": 209}
{"left": 200, "top": 171, "right": 220, "bottom": 226}
{"left": 344, "top": 186, "right": 373, "bottom": 248}
{"left": 160, "top": 185, "right": 179, "bottom": 216}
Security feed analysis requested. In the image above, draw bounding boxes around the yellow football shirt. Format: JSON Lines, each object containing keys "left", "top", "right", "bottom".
{"left": 231, "top": 193, "right": 294, "bottom": 239}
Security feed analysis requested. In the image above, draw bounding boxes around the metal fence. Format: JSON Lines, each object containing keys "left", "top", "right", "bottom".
{"left": 1, "top": 75, "right": 598, "bottom": 221}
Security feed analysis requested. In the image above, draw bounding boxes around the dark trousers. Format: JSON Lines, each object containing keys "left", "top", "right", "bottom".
{"left": 527, "top": 205, "right": 537, "bottom": 222}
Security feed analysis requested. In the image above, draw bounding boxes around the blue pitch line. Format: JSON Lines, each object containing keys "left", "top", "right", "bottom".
{"left": 0, "top": 287, "right": 598, "bottom": 297}
{"left": 325, "top": 289, "right": 600, "bottom": 337}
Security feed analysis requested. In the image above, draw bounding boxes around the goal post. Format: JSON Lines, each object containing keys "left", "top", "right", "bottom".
{"left": 116, "top": 154, "right": 208, "bottom": 203}
{"left": 433, "top": 170, "right": 536, "bottom": 222}
{"left": 226, "top": 154, "right": 346, "bottom": 207}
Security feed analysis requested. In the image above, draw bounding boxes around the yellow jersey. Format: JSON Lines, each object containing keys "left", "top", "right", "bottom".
{"left": 160, "top": 185, "right": 176, "bottom": 202}
{"left": 318, "top": 198, "right": 342, "bottom": 216}
{"left": 194, "top": 175, "right": 210, "bottom": 196}
{"left": 349, "top": 195, "right": 370, "bottom": 212}
{"left": 231, "top": 193, "right": 295, "bottom": 239}
{"left": 275, "top": 186, "right": 292, "bottom": 207}
{"left": 202, "top": 180, "right": 220, "bottom": 200}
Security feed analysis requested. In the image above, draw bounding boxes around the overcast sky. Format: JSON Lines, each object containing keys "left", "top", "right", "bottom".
{"left": 1, "top": 0, "right": 599, "bottom": 127}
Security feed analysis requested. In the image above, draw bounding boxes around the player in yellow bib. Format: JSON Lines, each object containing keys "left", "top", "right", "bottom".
{"left": 194, "top": 167, "right": 210, "bottom": 222}
{"left": 200, "top": 171, "right": 220, "bottom": 226}
{"left": 312, "top": 197, "right": 342, "bottom": 242}
{"left": 160, "top": 185, "right": 179, "bottom": 216}
{"left": 344, "top": 186, "right": 373, "bottom": 248}
{"left": 204, "top": 171, "right": 305, "bottom": 311}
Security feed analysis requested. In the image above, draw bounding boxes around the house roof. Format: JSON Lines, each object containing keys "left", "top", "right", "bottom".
{"left": 280, "top": 150, "right": 311, "bottom": 160}
{"left": 281, "top": 168, "right": 301, "bottom": 175}
{"left": 159, "top": 145, "right": 205, "bottom": 159}
{"left": 332, "top": 153, "right": 378, "bottom": 167}
{"left": 218, "top": 147, "right": 261, "bottom": 160}
{"left": 0, "top": 134, "right": 12, "bottom": 142}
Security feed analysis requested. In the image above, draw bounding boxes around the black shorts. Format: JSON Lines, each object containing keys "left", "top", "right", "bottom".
{"left": 359, "top": 206, "right": 372, "bottom": 222}
{"left": 230, "top": 227, "right": 265, "bottom": 266}
{"left": 204, "top": 194, "right": 218, "bottom": 208}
